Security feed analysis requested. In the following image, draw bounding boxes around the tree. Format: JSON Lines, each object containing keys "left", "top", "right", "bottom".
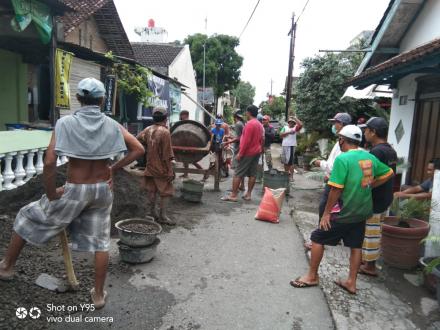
{"left": 184, "top": 33, "right": 243, "bottom": 97}
{"left": 293, "top": 38, "right": 378, "bottom": 135}
{"left": 259, "top": 96, "right": 286, "bottom": 120}
{"left": 232, "top": 81, "right": 256, "bottom": 112}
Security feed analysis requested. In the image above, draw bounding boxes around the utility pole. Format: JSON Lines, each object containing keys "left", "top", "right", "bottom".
{"left": 270, "top": 79, "right": 273, "bottom": 96}
{"left": 285, "top": 12, "right": 297, "bottom": 121}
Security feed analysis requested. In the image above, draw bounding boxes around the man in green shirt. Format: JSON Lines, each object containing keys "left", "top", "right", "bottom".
{"left": 291, "top": 125, "right": 393, "bottom": 294}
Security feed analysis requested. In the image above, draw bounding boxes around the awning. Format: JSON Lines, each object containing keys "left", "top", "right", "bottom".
{"left": 348, "top": 38, "right": 440, "bottom": 89}
{"left": 342, "top": 84, "right": 392, "bottom": 100}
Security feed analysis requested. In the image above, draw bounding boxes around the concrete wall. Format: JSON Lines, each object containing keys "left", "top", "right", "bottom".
{"left": 65, "top": 17, "right": 109, "bottom": 53}
{"left": 387, "top": 74, "right": 421, "bottom": 182}
{"left": 400, "top": 0, "right": 440, "bottom": 52}
{"left": 168, "top": 45, "right": 199, "bottom": 121}
{"left": 0, "top": 50, "right": 27, "bottom": 131}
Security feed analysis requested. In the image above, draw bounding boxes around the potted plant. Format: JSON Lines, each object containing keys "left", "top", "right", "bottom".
{"left": 296, "top": 132, "right": 320, "bottom": 171}
{"left": 420, "top": 234, "right": 440, "bottom": 305}
{"left": 382, "top": 198, "right": 431, "bottom": 269}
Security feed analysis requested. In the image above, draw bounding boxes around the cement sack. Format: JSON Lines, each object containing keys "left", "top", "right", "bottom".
{"left": 255, "top": 187, "right": 286, "bottom": 223}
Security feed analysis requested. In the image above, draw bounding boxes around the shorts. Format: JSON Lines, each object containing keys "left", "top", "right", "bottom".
{"left": 14, "top": 182, "right": 113, "bottom": 252}
{"left": 311, "top": 220, "right": 366, "bottom": 248}
{"left": 144, "top": 176, "right": 174, "bottom": 197}
{"left": 235, "top": 155, "right": 260, "bottom": 178}
{"left": 281, "top": 146, "right": 295, "bottom": 165}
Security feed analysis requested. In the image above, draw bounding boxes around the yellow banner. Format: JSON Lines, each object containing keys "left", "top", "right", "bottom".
{"left": 55, "top": 49, "right": 73, "bottom": 108}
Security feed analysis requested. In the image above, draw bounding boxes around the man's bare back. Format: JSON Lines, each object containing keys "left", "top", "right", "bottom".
{"left": 67, "top": 158, "right": 111, "bottom": 184}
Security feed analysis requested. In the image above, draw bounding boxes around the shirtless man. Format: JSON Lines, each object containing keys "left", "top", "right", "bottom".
{"left": 0, "top": 78, "right": 144, "bottom": 309}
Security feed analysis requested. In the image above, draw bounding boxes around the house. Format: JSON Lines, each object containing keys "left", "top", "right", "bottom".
{"left": 132, "top": 42, "right": 199, "bottom": 123}
{"left": 348, "top": 0, "right": 440, "bottom": 187}
{"left": 58, "top": 0, "right": 134, "bottom": 115}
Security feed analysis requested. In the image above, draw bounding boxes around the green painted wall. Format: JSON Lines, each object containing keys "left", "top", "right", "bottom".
{"left": 0, "top": 49, "right": 27, "bottom": 131}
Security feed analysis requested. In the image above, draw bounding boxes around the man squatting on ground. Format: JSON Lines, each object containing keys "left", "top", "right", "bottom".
{"left": 222, "top": 105, "right": 263, "bottom": 202}
{"left": 0, "top": 78, "right": 145, "bottom": 308}
{"left": 291, "top": 125, "right": 394, "bottom": 294}
{"left": 280, "top": 116, "right": 303, "bottom": 180}
{"left": 358, "top": 117, "right": 397, "bottom": 277}
{"left": 137, "top": 106, "right": 176, "bottom": 226}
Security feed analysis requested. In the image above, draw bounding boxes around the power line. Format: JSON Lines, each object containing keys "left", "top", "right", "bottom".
{"left": 296, "top": 0, "right": 311, "bottom": 23}
{"left": 239, "top": 0, "right": 262, "bottom": 39}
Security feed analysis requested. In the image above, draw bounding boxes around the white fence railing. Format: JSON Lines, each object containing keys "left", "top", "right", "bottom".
{"left": 0, "top": 149, "right": 69, "bottom": 191}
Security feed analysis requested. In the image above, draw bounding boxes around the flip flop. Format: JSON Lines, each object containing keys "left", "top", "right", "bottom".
{"left": 221, "top": 196, "right": 238, "bottom": 202}
{"left": 334, "top": 280, "right": 356, "bottom": 295}
{"left": 90, "top": 288, "right": 108, "bottom": 309}
{"left": 358, "top": 267, "right": 378, "bottom": 277}
{"left": 290, "top": 277, "right": 318, "bottom": 288}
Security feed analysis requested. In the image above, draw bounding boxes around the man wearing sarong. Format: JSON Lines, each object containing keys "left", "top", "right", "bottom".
{"left": 137, "top": 106, "right": 176, "bottom": 226}
{"left": 359, "top": 117, "right": 397, "bottom": 276}
{"left": 0, "top": 78, "right": 145, "bottom": 309}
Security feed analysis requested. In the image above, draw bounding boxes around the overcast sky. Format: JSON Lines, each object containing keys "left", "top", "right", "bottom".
{"left": 114, "top": 0, "right": 389, "bottom": 104}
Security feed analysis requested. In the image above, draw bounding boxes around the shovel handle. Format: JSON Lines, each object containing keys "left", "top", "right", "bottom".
{"left": 59, "top": 230, "right": 79, "bottom": 290}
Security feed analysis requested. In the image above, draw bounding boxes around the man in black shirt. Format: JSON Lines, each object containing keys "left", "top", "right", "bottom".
{"left": 359, "top": 117, "right": 397, "bottom": 276}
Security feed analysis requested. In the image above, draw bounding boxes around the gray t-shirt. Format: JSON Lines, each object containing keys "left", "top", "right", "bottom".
{"left": 233, "top": 121, "right": 244, "bottom": 152}
{"left": 420, "top": 178, "right": 433, "bottom": 192}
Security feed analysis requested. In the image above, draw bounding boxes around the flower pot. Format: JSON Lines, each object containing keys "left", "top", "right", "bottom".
{"left": 419, "top": 257, "right": 438, "bottom": 294}
{"left": 381, "top": 216, "right": 430, "bottom": 269}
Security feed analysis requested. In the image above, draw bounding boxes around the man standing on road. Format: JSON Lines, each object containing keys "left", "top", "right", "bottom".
{"left": 224, "top": 110, "right": 246, "bottom": 189}
{"left": 178, "top": 110, "right": 203, "bottom": 178}
{"left": 222, "top": 105, "right": 263, "bottom": 202}
{"left": 0, "top": 78, "right": 145, "bottom": 309}
{"left": 291, "top": 125, "right": 393, "bottom": 294}
{"left": 262, "top": 115, "right": 275, "bottom": 170}
{"left": 137, "top": 106, "right": 176, "bottom": 226}
{"left": 358, "top": 117, "right": 397, "bottom": 276}
{"left": 280, "top": 116, "right": 303, "bottom": 181}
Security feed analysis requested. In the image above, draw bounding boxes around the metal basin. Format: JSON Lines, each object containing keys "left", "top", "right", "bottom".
{"left": 117, "top": 238, "right": 160, "bottom": 264}
{"left": 115, "top": 218, "right": 162, "bottom": 247}
{"left": 171, "top": 120, "right": 211, "bottom": 163}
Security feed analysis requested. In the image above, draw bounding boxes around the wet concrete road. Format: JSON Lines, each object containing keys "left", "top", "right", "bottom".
{"left": 74, "top": 177, "right": 333, "bottom": 330}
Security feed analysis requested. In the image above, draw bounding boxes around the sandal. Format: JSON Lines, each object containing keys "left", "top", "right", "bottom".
{"left": 290, "top": 277, "right": 318, "bottom": 288}
{"left": 221, "top": 195, "right": 238, "bottom": 202}
{"left": 90, "top": 288, "right": 108, "bottom": 309}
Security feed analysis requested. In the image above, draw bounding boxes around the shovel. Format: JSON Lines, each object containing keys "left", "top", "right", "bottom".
{"left": 36, "top": 230, "right": 80, "bottom": 292}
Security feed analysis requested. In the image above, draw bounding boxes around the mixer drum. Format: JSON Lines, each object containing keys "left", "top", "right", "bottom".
{"left": 170, "top": 120, "right": 211, "bottom": 163}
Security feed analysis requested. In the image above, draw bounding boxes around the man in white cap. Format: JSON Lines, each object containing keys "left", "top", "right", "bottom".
{"left": 137, "top": 106, "right": 176, "bottom": 226}
{"left": 291, "top": 125, "right": 393, "bottom": 295}
{"left": 304, "top": 112, "right": 352, "bottom": 250}
{"left": 0, "top": 78, "right": 145, "bottom": 309}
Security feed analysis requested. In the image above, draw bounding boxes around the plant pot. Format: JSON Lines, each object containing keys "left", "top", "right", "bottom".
{"left": 381, "top": 216, "right": 430, "bottom": 269}
{"left": 419, "top": 257, "right": 438, "bottom": 294}
{"left": 115, "top": 218, "right": 162, "bottom": 247}
{"left": 117, "top": 238, "right": 160, "bottom": 264}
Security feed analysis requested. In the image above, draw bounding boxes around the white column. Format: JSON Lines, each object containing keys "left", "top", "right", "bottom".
{"left": 35, "top": 148, "right": 45, "bottom": 174}
{"left": 0, "top": 154, "right": 4, "bottom": 191}
{"left": 3, "top": 152, "right": 17, "bottom": 190}
{"left": 14, "top": 151, "right": 27, "bottom": 186}
{"left": 57, "top": 156, "right": 62, "bottom": 166}
{"left": 24, "top": 149, "right": 37, "bottom": 182}
{"left": 61, "top": 156, "right": 68, "bottom": 164}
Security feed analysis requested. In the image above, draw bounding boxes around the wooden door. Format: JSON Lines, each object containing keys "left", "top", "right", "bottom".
{"left": 410, "top": 98, "right": 440, "bottom": 184}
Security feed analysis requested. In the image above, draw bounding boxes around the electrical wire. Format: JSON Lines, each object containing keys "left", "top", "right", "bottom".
{"left": 296, "top": 0, "right": 311, "bottom": 23}
{"left": 239, "top": 0, "right": 262, "bottom": 39}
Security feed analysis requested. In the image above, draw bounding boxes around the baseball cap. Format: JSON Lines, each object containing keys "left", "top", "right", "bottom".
{"left": 234, "top": 110, "right": 244, "bottom": 119}
{"left": 338, "top": 125, "right": 363, "bottom": 142}
{"left": 263, "top": 115, "right": 270, "bottom": 121}
{"left": 359, "top": 117, "right": 388, "bottom": 130}
{"left": 257, "top": 114, "right": 263, "bottom": 122}
{"left": 328, "top": 112, "right": 352, "bottom": 125}
{"left": 215, "top": 119, "right": 223, "bottom": 125}
{"left": 153, "top": 106, "right": 167, "bottom": 115}
{"left": 77, "top": 78, "right": 105, "bottom": 98}
{"left": 288, "top": 116, "right": 296, "bottom": 123}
